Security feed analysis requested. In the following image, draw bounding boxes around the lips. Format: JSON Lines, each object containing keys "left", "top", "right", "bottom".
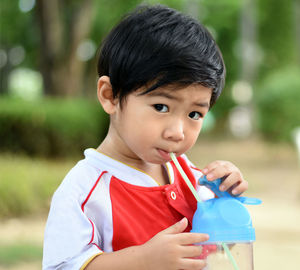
{"left": 157, "top": 148, "right": 172, "bottom": 160}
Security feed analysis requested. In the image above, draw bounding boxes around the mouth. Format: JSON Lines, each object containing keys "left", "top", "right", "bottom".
{"left": 156, "top": 148, "right": 175, "bottom": 161}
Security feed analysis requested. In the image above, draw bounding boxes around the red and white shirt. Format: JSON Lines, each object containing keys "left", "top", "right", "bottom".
{"left": 43, "top": 149, "right": 214, "bottom": 269}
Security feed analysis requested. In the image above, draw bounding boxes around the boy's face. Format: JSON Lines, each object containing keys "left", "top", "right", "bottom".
{"left": 110, "top": 84, "right": 212, "bottom": 164}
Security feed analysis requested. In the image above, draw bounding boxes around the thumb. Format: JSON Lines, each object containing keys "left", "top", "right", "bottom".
{"left": 160, "top": 217, "right": 188, "bottom": 235}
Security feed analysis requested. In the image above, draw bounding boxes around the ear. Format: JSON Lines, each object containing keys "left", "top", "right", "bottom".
{"left": 97, "top": 76, "right": 118, "bottom": 114}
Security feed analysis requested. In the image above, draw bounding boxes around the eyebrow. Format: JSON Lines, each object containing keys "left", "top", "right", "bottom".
{"left": 148, "top": 91, "right": 210, "bottom": 108}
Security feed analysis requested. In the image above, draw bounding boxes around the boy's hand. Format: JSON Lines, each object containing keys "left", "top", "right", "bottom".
{"left": 202, "top": 160, "right": 248, "bottom": 196}
{"left": 140, "top": 217, "right": 208, "bottom": 270}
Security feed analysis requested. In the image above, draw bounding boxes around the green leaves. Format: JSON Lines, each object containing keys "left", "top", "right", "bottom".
{"left": 0, "top": 97, "right": 109, "bottom": 157}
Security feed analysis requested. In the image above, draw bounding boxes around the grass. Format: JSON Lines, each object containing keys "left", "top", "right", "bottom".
{"left": 0, "top": 153, "right": 76, "bottom": 266}
{"left": 0, "top": 153, "right": 77, "bottom": 218}
{"left": 0, "top": 242, "right": 42, "bottom": 266}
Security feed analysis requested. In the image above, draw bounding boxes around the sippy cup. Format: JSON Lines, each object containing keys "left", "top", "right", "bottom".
{"left": 169, "top": 153, "right": 261, "bottom": 270}
{"left": 191, "top": 176, "right": 262, "bottom": 270}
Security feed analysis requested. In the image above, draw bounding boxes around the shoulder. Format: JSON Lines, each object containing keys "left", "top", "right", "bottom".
{"left": 52, "top": 150, "right": 110, "bottom": 205}
{"left": 43, "top": 151, "right": 108, "bottom": 269}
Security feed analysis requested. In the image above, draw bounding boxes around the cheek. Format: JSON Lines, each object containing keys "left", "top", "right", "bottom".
{"left": 134, "top": 122, "right": 160, "bottom": 145}
{"left": 122, "top": 118, "right": 156, "bottom": 148}
{"left": 185, "top": 123, "right": 202, "bottom": 146}
{"left": 132, "top": 111, "right": 160, "bottom": 136}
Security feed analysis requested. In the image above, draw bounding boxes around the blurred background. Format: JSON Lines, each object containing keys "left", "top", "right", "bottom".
{"left": 0, "top": 0, "right": 299, "bottom": 269}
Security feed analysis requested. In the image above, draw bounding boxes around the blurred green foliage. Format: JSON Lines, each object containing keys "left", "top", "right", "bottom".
{"left": 0, "top": 0, "right": 299, "bottom": 225}
{"left": 257, "top": 0, "right": 298, "bottom": 75}
{"left": 1, "top": 0, "right": 299, "bottom": 144}
{"left": 0, "top": 154, "right": 76, "bottom": 217}
{"left": 0, "top": 97, "right": 109, "bottom": 157}
{"left": 257, "top": 66, "right": 300, "bottom": 142}
{"left": 0, "top": 242, "right": 42, "bottom": 266}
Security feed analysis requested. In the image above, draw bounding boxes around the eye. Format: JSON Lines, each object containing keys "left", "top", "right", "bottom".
{"left": 189, "top": 111, "right": 202, "bottom": 120}
{"left": 153, "top": 104, "right": 169, "bottom": 113}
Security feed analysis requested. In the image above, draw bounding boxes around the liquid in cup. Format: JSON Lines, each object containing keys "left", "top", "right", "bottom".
{"left": 201, "top": 243, "right": 253, "bottom": 270}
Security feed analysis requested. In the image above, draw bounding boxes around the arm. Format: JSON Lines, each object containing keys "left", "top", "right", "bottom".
{"left": 86, "top": 218, "right": 208, "bottom": 270}
{"left": 202, "top": 161, "right": 248, "bottom": 196}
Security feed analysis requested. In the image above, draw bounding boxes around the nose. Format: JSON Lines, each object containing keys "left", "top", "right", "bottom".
{"left": 163, "top": 119, "right": 185, "bottom": 142}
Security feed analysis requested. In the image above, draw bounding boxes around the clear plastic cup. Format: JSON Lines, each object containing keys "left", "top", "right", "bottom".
{"left": 191, "top": 179, "right": 261, "bottom": 270}
{"left": 200, "top": 242, "right": 253, "bottom": 270}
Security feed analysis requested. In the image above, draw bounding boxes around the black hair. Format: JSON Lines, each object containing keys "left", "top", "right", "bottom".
{"left": 97, "top": 4, "right": 225, "bottom": 107}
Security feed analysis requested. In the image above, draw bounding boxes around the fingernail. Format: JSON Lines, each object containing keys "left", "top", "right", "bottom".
{"left": 203, "top": 168, "right": 208, "bottom": 174}
{"left": 179, "top": 217, "right": 187, "bottom": 224}
{"left": 232, "top": 189, "right": 238, "bottom": 195}
{"left": 207, "top": 173, "right": 213, "bottom": 179}
{"left": 219, "top": 185, "right": 225, "bottom": 191}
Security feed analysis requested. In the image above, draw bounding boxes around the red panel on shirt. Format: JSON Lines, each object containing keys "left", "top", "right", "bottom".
{"left": 110, "top": 157, "right": 198, "bottom": 251}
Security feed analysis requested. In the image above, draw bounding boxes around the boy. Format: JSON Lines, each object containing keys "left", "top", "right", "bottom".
{"left": 43, "top": 4, "right": 248, "bottom": 270}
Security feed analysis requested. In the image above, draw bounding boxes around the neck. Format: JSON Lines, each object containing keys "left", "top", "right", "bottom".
{"left": 97, "top": 138, "right": 169, "bottom": 186}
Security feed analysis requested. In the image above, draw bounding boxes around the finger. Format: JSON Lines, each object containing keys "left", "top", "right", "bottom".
{"left": 179, "top": 257, "right": 207, "bottom": 269}
{"left": 202, "top": 161, "right": 221, "bottom": 175}
{"left": 176, "top": 232, "right": 209, "bottom": 245}
{"left": 219, "top": 171, "right": 242, "bottom": 191}
{"left": 232, "top": 180, "right": 248, "bottom": 195}
{"left": 179, "top": 245, "right": 203, "bottom": 258}
{"left": 158, "top": 217, "right": 188, "bottom": 235}
{"left": 205, "top": 164, "right": 234, "bottom": 181}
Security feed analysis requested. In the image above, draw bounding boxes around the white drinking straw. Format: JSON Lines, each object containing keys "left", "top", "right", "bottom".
{"left": 222, "top": 243, "right": 239, "bottom": 270}
{"left": 170, "top": 153, "right": 202, "bottom": 203}
{"left": 170, "top": 152, "right": 239, "bottom": 270}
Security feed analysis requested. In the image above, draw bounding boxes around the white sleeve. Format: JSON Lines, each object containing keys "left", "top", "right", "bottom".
{"left": 42, "top": 169, "right": 103, "bottom": 270}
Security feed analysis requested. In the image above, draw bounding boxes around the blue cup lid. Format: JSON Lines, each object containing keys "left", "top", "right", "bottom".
{"left": 191, "top": 198, "right": 256, "bottom": 243}
{"left": 190, "top": 175, "right": 261, "bottom": 243}
{"left": 199, "top": 176, "right": 262, "bottom": 205}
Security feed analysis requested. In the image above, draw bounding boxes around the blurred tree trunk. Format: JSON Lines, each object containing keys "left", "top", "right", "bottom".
{"left": 236, "top": 0, "right": 258, "bottom": 137}
{"left": 0, "top": 58, "right": 10, "bottom": 95}
{"left": 295, "top": 0, "right": 300, "bottom": 65}
{"left": 240, "top": 0, "right": 258, "bottom": 83}
{"left": 35, "top": 0, "right": 93, "bottom": 96}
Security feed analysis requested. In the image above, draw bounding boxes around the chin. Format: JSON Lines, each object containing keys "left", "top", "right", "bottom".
{"left": 154, "top": 158, "right": 172, "bottom": 164}
{"left": 144, "top": 156, "right": 168, "bottom": 165}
